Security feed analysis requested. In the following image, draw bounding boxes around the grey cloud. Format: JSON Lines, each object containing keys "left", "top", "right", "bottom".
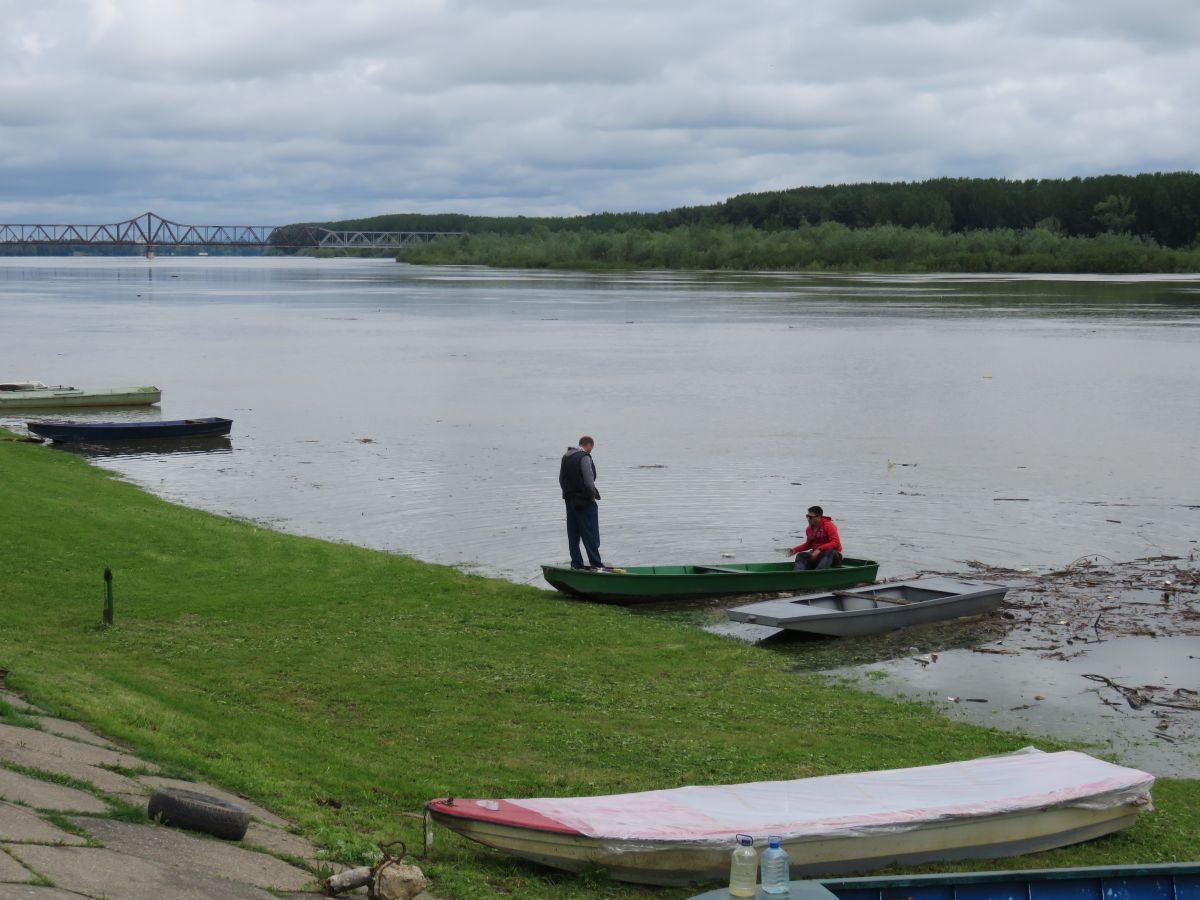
{"left": 1, "top": 0, "right": 1198, "bottom": 224}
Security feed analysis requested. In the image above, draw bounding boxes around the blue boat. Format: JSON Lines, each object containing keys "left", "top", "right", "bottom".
{"left": 27, "top": 417, "right": 232, "bottom": 443}
{"left": 687, "top": 862, "right": 1200, "bottom": 900}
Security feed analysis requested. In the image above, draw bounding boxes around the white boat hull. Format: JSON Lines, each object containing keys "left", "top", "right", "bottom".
{"left": 0, "top": 385, "right": 161, "bottom": 409}
{"left": 427, "top": 750, "right": 1153, "bottom": 886}
{"left": 432, "top": 802, "right": 1140, "bottom": 886}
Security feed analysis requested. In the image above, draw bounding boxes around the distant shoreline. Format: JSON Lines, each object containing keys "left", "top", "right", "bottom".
{"left": 394, "top": 222, "right": 1200, "bottom": 274}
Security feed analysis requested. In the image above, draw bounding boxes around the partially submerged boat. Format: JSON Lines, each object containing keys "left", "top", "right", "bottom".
{"left": 426, "top": 749, "right": 1153, "bottom": 886}
{"left": 27, "top": 417, "right": 232, "bottom": 443}
{"left": 726, "top": 576, "right": 1010, "bottom": 637}
{"left": 0, "top": 382, "right": 161, "bottom": 409}
{"left": 540, "top": 558, "right": 880, "bottom": 604}
{"left": 688, "top": 862, "right": 1200, "bottom": 900}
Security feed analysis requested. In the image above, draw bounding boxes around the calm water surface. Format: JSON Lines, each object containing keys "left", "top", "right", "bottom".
{"left": 3, "top": 257, "right": 1195, "bottom": 583}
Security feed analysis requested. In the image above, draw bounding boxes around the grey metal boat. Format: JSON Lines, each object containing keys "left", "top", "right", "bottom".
{"left": 726, "top": 576, "right": 1010, "bottom": 637}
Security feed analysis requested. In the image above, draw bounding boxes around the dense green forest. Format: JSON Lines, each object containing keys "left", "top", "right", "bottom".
{"left": 273, "top": 172, "right": 1200, "bottom": 272}
{"left": 395, "top": 222, "right": 1200, "bottom": 273}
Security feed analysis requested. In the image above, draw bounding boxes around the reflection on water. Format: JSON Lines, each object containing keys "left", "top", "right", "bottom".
{"left": 19, "top": 407, "right": 164, "bottom": 425}
{"left": 56, "top": 436, "right": 234, "bottom": 459}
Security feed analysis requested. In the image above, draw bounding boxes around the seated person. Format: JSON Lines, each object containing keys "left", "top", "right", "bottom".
{"left": 789, "top": 505, "right": 843, "bottom": 570}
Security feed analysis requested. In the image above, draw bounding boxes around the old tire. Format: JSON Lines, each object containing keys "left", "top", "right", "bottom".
{"left": 147, "top": 787, "right": 250, "bottom": 841}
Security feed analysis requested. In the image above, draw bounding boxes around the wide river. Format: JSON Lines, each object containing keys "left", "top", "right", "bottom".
{"left": 5, "top": 256, "right": 1199, "bottom": 774}
{"left": 2, "top": 257, "right": 1197, "bottom": 582}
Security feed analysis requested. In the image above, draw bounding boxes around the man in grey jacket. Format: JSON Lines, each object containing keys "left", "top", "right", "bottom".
{"left": 558, "top": 436, "right": 604, "bottom": 569}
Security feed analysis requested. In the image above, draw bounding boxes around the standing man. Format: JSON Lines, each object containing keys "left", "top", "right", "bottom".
{"left": 789, "top": 505, "right": 842, "bottom": 570}
{"left": 559, "top": 436, "right": 604, "bottom": 570}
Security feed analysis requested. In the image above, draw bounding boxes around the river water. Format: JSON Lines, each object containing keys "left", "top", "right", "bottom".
{"left": 3, "top": 257, "right": 1197, "bottom": 771}
{"left": 3, "top": 257, "right": 1195, "bottom": 580}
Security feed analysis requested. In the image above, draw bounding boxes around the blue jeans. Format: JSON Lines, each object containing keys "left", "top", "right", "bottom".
{"left": 565, "top": 500, "right": 603, "bottom": 568}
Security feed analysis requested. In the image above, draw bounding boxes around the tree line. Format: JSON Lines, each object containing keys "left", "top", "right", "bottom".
{"left": 274, "top": 172, "right": 1200, "bottom": 272}
{"left": 393, "top": 222, "right": 1200, "bottom": 273}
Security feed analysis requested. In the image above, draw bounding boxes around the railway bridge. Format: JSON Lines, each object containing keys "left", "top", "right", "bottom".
{"left": 0, "top": 212, "right": 461, "bottom": 256}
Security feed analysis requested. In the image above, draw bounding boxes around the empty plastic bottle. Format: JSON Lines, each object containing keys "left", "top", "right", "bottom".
{"left": 760, "top": 834, "right": 790, "bottom": 894}
{"left": 728, "top": 833, "right": 758, "bottom": 898}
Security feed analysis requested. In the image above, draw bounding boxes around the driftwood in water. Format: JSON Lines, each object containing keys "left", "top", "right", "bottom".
{"left": 1083, "top": 674, "right": 1200, "bottom": 712}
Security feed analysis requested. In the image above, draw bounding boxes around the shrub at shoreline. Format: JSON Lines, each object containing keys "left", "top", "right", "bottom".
{"left": 396, "top": 222, "right": 1200, "bottom": 273}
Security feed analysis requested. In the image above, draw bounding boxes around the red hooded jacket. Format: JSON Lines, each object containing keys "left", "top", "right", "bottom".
{"left": 789, "top": 516, "right": 842, "bottom": 554}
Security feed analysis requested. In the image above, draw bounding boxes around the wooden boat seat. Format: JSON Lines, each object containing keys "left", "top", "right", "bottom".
{"left": 830, "top": 589, "right": 917, "bottom": 606}
{"left": 693, "top": 565, "right": 746, "bottom": 574}
{"left": 751, "top": 602, "right": 833, "bottom": 619}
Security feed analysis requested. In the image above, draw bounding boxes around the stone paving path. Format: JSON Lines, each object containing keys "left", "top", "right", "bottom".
{"left": 0, "top": 688, "right": 359, "bottom": 899}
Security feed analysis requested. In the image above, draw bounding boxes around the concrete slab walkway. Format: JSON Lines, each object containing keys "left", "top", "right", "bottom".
{"left": 0, "top": 690, "right": 355, "bottom": 898}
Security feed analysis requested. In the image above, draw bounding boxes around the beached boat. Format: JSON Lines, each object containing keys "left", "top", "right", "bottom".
{"left": 426, "top": 749, "right": 1153, "bottom": 886}
{"left": 726, "top": 576, "right": 1009, "bottom": 637}
{"left": 540, "top": 558, "right": 879, "bottom": 604}
{"left": 27, "top": 417, "right": 232, "bottom": 443}
{"left": 0, "top": 382, "right": 161, "bottom": 409}
{"left": 688, "top": 862, "right": 1200, "bottom": 900}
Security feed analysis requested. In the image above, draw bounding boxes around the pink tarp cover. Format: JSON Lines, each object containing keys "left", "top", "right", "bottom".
{"left": 507, "top": 749, "right": 1153, "bottom": 843}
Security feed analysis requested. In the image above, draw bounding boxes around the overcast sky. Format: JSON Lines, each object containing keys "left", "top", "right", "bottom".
{"left": 3, "top": 0, "right": 1197, "bottom": 226}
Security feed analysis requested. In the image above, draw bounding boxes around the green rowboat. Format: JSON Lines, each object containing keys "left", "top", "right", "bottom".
{"left": 541, "top": 558, "right": 879, "bottom": 604}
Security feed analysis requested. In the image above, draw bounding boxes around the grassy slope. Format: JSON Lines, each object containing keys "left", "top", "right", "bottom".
{"left": 0, "top": 434, "right": 1194, "bottom": 898}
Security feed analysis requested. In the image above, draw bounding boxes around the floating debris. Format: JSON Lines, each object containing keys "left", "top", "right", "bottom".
{"left": 1083, "top": 674, "right": 1200, "bottom": 713}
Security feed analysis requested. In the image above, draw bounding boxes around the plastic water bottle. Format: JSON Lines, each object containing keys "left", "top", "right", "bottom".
{"left": 728, "top": 833, "right": 758, "bottom": 898}
{"left": 760, "top": 834, "right": 790, "bottom": 894}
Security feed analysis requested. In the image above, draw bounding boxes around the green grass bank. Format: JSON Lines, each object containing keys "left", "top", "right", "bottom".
{"left": 0, "top": 431, "right": 1195, "bottom": 898}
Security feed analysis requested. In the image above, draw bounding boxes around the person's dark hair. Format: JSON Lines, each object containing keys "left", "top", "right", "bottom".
{"left": 807, "top": 505, "right": 823, "bottom": 516}
{"left": 579, "top": 435, "right": 594, "bottom": 448}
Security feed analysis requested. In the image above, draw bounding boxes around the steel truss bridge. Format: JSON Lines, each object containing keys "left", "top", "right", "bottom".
{"left": 0, "top": 212, "right": 461, "bottom": 255}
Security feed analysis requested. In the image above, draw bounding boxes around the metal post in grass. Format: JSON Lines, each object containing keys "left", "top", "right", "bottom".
{"left": 103, "top": 567, "right": 114, "bottom": 625}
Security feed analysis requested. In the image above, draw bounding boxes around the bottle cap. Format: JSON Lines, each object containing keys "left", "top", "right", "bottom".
{"left": 768, "top": 835, "right": 782, "bottom": 847}
{"left": 736, "top": 833, "right": 754, "bottom": 846}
